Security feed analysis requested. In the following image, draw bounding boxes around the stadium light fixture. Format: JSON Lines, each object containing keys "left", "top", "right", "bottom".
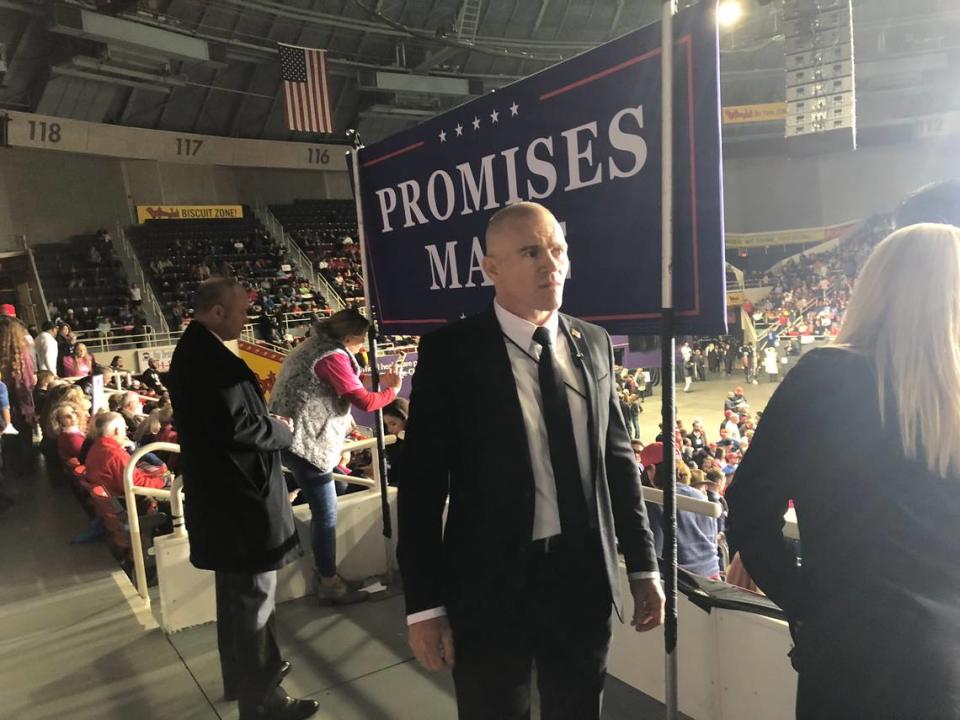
{"left": 717, "top": 1, "right": 744, "bottom": 28}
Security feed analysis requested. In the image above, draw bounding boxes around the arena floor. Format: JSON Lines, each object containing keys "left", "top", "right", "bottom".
{"left": 0, "top": 358, "right": 800, "bottom": 720}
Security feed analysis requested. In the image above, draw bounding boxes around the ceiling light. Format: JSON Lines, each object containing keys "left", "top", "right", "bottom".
{"left": 718, "top": 1, "right": 744, "bottom": 28}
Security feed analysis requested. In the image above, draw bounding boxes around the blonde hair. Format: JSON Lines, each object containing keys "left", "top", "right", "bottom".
{"left": 50, "top": 401, "right": 86, "bottom": 435}
{"left": 835, "top": 223, "right": 960, "bottom": 478}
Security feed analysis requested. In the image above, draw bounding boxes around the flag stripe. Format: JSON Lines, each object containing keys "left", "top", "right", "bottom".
{"left": 320, "top": 50, "right": 333, "bottom": 132}
{"left": 305, "top": 50, "right": 318, "bottom": 132}
{"left": 313, "top": 50, "right": 325, "bottom": 133}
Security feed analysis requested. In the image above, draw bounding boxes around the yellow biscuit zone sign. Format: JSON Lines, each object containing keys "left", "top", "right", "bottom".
{"left": 727, "top": 221, "right": 858, "bottom": 248}
{"left": 136, "top": 205, "right": 244, "bottom": 223}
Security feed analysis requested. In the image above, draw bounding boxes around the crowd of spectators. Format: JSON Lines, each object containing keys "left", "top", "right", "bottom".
{"left": 270, "top": 199, "right": 365, "bottom": 303}
{"left": 131, "top": 213, "right": 330, "bottom": 334}
{"left": 36, "top": 229, "right": 150, "bottom": 338}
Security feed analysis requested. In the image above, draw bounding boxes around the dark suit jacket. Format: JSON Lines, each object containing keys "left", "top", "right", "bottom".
{"left": 167, "top": 321, "right": 300, "bottom": 573}
{"left": 727, "top": 348, "right": 960, "bottom": 717}
{"left": 398, "top": 307, "right": 658, "bottom": 624}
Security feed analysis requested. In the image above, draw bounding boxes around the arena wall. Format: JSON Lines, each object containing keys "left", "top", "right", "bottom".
{"left": 2, "top": 109, "right": 959, "bottom": 249}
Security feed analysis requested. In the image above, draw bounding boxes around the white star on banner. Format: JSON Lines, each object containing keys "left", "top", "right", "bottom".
{"left": 490, "top": 109, "right": 499, "bottom": 123}
{"left": 439, "top": 129, "right": 447, "bottom": 142}
{"left": 472, "top": 117, "right": 481, "bottom": 130}
{"left": 455, "top": 123, "right": 464, "bottom": 136}
{"left": 510, "top": 101, "right": 520, "bottom": 116}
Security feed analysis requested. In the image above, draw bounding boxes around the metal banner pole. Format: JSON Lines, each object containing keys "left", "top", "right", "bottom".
{"left": 659, "top": 1, "right": 679, "bottom": 718}
{"left": 347, "top": 133, "right": 392, "bottom": 540}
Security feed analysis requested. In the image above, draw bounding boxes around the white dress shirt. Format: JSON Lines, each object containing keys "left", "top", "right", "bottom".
{"left": 35, "top": 331, "right": 59, "bottom": 374}
{"left": 407, "top": 302, "right": 657, "bottom": 626}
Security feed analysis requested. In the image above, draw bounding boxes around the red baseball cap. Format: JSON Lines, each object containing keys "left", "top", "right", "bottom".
{"left": 0, "top": 304, "right": 15, "bottom": 317}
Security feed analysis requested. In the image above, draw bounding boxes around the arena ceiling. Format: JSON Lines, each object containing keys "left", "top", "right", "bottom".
{"left": 0, "top": 0, "right": 957, "bottom": 145}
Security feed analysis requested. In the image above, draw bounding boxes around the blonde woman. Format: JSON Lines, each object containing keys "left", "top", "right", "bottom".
{"left": 51, "top": 402, "right": 87, "bottom": 464}
{"left": 727, "top": 223, "right": 960, "bottom": 719}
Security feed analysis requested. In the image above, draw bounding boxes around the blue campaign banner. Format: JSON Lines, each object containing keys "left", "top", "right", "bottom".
{"left": 354, "top": 2, "right": 725, "bottom": 336}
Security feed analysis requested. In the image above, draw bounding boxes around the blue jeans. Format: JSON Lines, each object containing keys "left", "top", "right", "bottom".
{"left": 282, "top": 451, "right": 337, "bottom": 578}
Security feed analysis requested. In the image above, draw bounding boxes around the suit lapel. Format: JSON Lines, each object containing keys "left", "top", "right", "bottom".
{"left": 477, "top": 307, "right": 534, "bottom": 476}
{"left": 560, "top": 315, "right": 601, "bottom": 489}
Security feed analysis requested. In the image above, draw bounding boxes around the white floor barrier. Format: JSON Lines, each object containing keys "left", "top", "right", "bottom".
{"left": 154, "top": 487, "right": 399, "bottom": 633}
{"left": 154, "top": 488, "right": 796, "bottom": 717}
{"left": 607, "top": 564, "right": 797, "bottom": 720}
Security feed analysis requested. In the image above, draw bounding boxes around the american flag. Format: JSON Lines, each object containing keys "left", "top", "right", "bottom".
{"left": 279, "top": 44, "right": 333, "bottom": 134}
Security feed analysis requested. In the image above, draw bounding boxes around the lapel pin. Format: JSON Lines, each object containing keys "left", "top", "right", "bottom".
{"left": 571, "top": 327, "right": 582, "bottom": 339}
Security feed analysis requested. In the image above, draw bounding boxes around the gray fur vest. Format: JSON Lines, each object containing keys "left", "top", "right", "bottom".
{"left": 269, "top": 335, "right": 356, "bottom": 472}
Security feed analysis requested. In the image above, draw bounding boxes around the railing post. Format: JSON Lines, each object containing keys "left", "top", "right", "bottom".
{"left": 122, "top": 441, "right": 182, "bottom": 607}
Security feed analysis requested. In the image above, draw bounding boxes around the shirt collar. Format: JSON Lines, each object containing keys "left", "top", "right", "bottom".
{"left": 195, "top": 319, "right": 226, "bottom": 344}
{"left": 494, "top": 300, "right": 559, "bottom": 352}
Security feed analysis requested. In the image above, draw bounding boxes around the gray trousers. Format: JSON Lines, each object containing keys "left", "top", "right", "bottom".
{"left": 214, "top": 570, "right": 284, "bottom": 711}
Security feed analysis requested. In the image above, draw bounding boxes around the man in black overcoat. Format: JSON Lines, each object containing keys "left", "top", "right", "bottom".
{"left": 167, "top": 277, "right": 317, "bottom": 720}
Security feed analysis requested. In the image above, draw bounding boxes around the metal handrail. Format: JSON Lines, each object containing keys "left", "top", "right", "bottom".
{"left": 123, "top": 442, "right": 182, "bottom": 606}
{"left": 72, "top": 327, "right": 181, "bottom": 354}
{"left": 115, "top": 222, "right": 171, "bottom": 334}
{"left": 20, "top": 234, "right": 51, "bottom": 324}
{"left": 124, "top": 435, "right": 398, "bottom": 607}
{"left": 254, "top": 200, "right": 347, "bottom": 311}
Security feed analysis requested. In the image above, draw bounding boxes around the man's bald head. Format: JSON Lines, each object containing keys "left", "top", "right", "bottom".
{"left": 484, "top": 202, "right": 562, "bottom": 257}
{"left": 480, "top": 202, "right": 569, "bottom": 324}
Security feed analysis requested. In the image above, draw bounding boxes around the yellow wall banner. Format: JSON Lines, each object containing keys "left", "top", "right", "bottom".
{"left": 238, "top": 340, "right": 285, "bottom": 400}
{"left": 722, "top": 102, "right": 787, "bottom": 125}
{"left": 726, "top": 221, "right": 859, "bottom": 248}
{"left": 136, "top": 205, "right": 244, "bottom": 223}
{"left": 727, "top": 291, "right": 748, "bottom": 306}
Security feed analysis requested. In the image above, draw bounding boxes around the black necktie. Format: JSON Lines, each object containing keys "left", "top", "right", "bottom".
{"left": 532, "top": 326, "right": 588, "bottom": 533}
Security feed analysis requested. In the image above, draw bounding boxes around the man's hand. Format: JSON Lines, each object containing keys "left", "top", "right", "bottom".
{"left": 408, "top": 616, "right": 455, "bottom": 671}
{"left": 270, "top": 414, "right": 294, "bottom": 432}
{"left": 629, "top": 577, "right": 665, "bottom": 632}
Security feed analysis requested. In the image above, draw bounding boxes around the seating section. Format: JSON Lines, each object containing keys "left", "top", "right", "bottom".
{"left": 34, "top": 233, "right": 142, "bottom": 335}
{"left": 269, "top": 199, "right": 365, "bottom": 305}
{"left": 129, "top": 211, "right": 328, "bottom": 330}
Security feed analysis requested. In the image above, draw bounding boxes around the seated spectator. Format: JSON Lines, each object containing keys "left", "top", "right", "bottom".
{"left": 62, "top": 343, "right": 93, "bottom": 378}
{"left": 383, "top": 397, "right": 408, "bottom": 487}
{"left": 84, "top": 412, "right": 166, "bottom": 497}
{"left": 118, "top": 391, "right": 143, "bottom": 436}
{"left": 139, "top": 358, "right": 165, "bottom": 395}
{"left": 52, "top": 402, "right": 87, "bottom": 465}
{"left": 640, "top": 441, "right": 721, "bottom": 580}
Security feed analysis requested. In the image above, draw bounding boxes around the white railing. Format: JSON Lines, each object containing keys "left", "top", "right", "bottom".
{"left": 124, "top": 442, "right": 182, "bottom": 607}
{"left": 72, "top": 327, "right": 179, "bottom": 353}
{"left": 114, "top": 222, "right": 171, "bottom": 335}
{"left": 124, "top": 435, "right": 399, "bottom": 607}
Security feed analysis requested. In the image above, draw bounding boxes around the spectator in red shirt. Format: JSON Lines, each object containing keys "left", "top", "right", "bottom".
{"left": 52, "top": 402, "right": 87, "bottom": 465}
{"left": 84, "top": 412, "right": 166, "bottom": 497}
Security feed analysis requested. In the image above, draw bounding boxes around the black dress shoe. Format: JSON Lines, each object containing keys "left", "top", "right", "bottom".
{"left": 224, "top": 660, "right": 291, "bottom": 702}
{"left": 241, "top": 695, "right": 319, "bottom": 720}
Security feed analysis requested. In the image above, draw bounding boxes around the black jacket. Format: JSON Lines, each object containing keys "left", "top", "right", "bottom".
{"left": 727, "top": 348, "right": 960, "bottom": 718}
{"left": 167, "top": 321, "right": 300, "bottom": 573}
{"left": 398, "top": 308, "right": 657, "bottom": 623}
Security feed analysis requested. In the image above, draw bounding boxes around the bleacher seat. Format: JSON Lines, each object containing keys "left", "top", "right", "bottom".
{"left": 34, "top": 234, "right": 138, "bottom": 335}
{"left": 129, "top": 209, "right": 328, "bottom": 330}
